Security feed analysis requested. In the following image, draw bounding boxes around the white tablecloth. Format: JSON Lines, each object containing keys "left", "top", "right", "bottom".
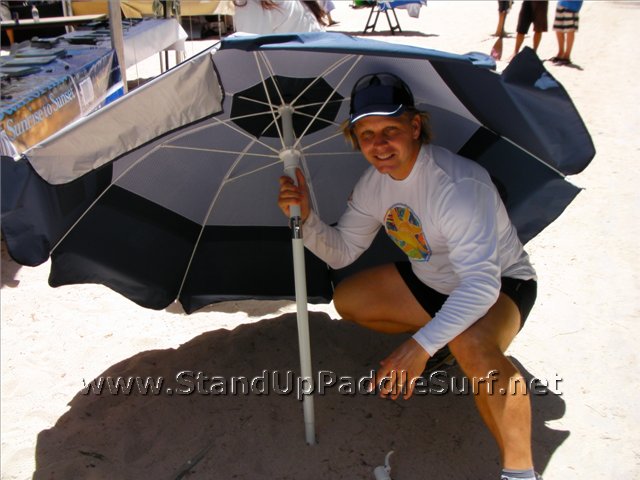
{"left": 62, "top": 18, "right": 188, "bottom": 69}
{"left": 120, "top": 18, "right": 188, "bottom": 68}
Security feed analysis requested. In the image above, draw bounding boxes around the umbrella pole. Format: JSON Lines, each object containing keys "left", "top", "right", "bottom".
{"left": 291, "top": 222, "right": 316, "bottom": 446}
{"left": 280, "top": 107, "right": 316, "bottom": 445}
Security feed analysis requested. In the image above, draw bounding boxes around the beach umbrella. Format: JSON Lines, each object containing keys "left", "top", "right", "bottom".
{"left": 0, "top": 32, "right": 594, "bottom": 444}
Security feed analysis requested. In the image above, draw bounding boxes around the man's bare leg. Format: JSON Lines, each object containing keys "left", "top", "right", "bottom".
{"left": 532, "top": 31, "right": 543, "bottom": 51}
{"left": 554, "top": 31, "right": 566, "bottom": 59}
{"left": 510, "top": 33, "right": 526, "bottom": 61}
{"left": 564, "top": 31, "right": 576, "bottom": 61}
{"left": 495, "top": 11, "right": 507, "bottom": 37}
{"left": 448, "top": 294, "right": 533, "bottom": 469}
{"left": 332, "top": 263, "right": 431, "bottom": 333}
{"left": 333, "top": 265, "right": 535, "bottom": 470}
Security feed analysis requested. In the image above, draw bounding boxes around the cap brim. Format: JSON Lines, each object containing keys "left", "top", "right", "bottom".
{"left": 349, "top": 104, "right": 406, "bottom": 125}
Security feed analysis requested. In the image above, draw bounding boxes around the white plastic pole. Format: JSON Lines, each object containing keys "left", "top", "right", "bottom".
{"left": 108, "top": 0, "right": 127, "bottom": 94}
{"left": 61, "top": 0, "right": 72, "bottom": 34}
{"left": 279, "top": 106, "right": 316, "bottom": 445}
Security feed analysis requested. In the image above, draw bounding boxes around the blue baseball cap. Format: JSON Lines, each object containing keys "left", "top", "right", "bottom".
{"left": 349, "top": 73, "right": 415, "bottom": 124}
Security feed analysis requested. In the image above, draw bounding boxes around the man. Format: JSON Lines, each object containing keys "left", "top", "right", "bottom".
{"left": 510, "top": 0, "right": 549, "bottom": 60}
{"left": 495, "top": 0, "right": 513, "bottom": 37}
{"left": 278, "top": 73, "right": 540, "bottom": 480}
{"left": 492, "top": 0, "right": 513, "bottom": 60}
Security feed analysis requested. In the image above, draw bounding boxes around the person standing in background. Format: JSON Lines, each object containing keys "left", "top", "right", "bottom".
{"left": 510, "top": 1, "right": 548, "bottom": 60}
{"left": 494, "top": 1, "right": 513, "bottom": 37}
{"left": 233, "top": 0, "right": 327, "bottom": 34}
{"left": 319, "top": 0, "right": 338, "bottom": 26}
{"left": 491, "top": 1, "right": 513, "bottom": 60}
{"left": 551, "top": 0, "right": 583, "bottom": 65}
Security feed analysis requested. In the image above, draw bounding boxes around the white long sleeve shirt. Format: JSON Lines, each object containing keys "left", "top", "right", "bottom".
{"left": 303, "top": 145, "right": 536, "bottom": 355}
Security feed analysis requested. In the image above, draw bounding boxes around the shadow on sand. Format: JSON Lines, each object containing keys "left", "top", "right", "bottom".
{"left": 33, "top": 313, "right": 568, "bottom": 479}
{"left": 335, "top": 28, "right": 438, "bottom": 38}
{"left": 542, "top": 58, "right": 585, "bottom": 72}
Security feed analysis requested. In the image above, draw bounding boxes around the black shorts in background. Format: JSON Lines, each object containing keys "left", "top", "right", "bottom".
{"left": 516, "top": 0, "right": 549, "bottom": 34}
{"left": 498, "top": 1, "right": 512, "bottom": 13}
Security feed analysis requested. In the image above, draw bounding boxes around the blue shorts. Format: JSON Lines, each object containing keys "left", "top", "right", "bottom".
{"left": 395, "top": 262, "right": 537, "bottom": 329}
{"left": 553, "top": 6, "right": 580, "bottom": 32}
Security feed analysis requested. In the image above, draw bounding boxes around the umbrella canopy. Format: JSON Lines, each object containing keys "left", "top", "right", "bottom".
{"left": 1, "top": 31, "right": 594, "bottom": 446}
{"left": 2, "top": 32, "right": 594, "bottom": 313}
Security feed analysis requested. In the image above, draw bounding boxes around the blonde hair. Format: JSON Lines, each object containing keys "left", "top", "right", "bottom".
{"left": 340, "top": 109, "right": 432, "bottom": 151}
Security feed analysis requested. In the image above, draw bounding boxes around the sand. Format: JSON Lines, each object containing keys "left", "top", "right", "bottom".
{"left": 2, "top": 1, "right": 639, "bottom": 479}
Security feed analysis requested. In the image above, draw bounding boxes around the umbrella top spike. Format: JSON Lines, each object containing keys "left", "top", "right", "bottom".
{"left": 277, "top": 104, "right": 294, "bottom": 113}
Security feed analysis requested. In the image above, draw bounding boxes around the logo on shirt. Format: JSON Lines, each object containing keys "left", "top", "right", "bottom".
{"left": 384, "top": 204, "right": 431, "bottom": 261}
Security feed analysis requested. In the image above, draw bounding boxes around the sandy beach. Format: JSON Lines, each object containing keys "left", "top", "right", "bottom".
{"left": 2, "top": 1, "right": 639, "bottom": 479}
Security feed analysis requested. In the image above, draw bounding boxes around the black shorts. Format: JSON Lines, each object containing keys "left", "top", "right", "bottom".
{"left": 498, "top": 1, "right": 512, "bottom": 13}
{"left": 395, "top": 262, "right": 537, "bottom": 329}
{"left": 516, "top": 0, "right": 548, "bottom": 34}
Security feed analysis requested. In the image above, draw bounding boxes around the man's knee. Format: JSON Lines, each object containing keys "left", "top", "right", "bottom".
{"left": 333, "top": 278, "right": 382, "bottom": 326}
{"left": 332, "top": 281, "right": 355, "bottom": 321}
{"left": 449, "top": 329, "right": 504, "bottom": 374}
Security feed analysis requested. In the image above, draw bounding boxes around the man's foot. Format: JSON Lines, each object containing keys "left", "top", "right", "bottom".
{"left": 422, "top": 345, "right": 456, "bottom": 376}
{"left": 500, "top": 471, "right": 543, "bottom": 480}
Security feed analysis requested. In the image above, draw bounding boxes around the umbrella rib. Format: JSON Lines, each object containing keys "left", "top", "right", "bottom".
{"left": 225, "top": 159, "right": 283, "bottom": 183}
{"left": 502, "top": 135, "right": 568, "bottom": 178}
{"left": 297, "top": 155, "right": 323, "bottom": 221}
{"left": 291, "top": 110, "right": 342, "bottom": 128}
{"left": 301, "top": 130, "right": 349, "bottom": 152}
{"left": 153, "top": 110, "right": 280, "bottom": 155}
{"left": 233, "top": 94, "right": 276, "bottom": 109}
{"left": 254, "top": 52, "right": 286, "bottom": 149}
{"left": 218, "top": 109, "right": 276, "bottom": 123}
{"left": 289, "top": 54, "right": 357, "bottom": 107}
{"left": 210, "top": 110, "right": 286, "bottom": 153}
{"left": 294, "top": 98, "right": 345, "bottom": 110}
{"left": 303, "top": 151, "right": 355, "bottom": 156}
{"left": 207, "top": 116, "right": 281, "bottom": 154}
{"left": 162, "top": 145, "right": 278, "bottom": 158}
{"left": 293, "top": 55, "right": 364, "bottom": 150}
{"left": 257, "top": 51, "right": 287, "bottom": 106}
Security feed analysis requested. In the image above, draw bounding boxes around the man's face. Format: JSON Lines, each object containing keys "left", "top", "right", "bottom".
{"left": 352, "top": 113, "right": 422, "bottom": 181}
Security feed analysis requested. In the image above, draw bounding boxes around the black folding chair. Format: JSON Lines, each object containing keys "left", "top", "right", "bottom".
{"left": 363, "top": 1, "right": 402, "bottom": 35}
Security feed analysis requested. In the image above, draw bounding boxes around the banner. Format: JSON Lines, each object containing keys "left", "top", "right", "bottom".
{"left": 1, "top": 48, "right": 116, "bottom": 153}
